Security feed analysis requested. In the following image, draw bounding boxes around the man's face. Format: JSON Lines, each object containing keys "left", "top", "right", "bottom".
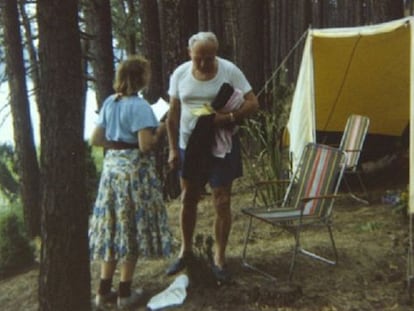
{"left": 189, "top": 41, "right": 217, "bottom": 74}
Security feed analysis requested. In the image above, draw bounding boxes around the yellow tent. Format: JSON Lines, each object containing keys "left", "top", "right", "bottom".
{"left": 287, "top": 16, "right": 413, "bottom": 213}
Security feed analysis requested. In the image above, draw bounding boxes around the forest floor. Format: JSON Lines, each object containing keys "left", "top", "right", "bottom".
{"left": 0, "top": 158, "right": 413, "bottom": 311}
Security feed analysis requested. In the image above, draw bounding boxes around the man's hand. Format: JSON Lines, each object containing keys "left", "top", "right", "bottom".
{"left": 168, "top": 148, "right": 180, "bottom": 171}
{"left": 213, "top": 112, "right": 235, "bottom": 129}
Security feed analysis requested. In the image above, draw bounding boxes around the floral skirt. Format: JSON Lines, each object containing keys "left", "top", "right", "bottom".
{"left": 89, "top": 149, "right": 172, "bottom": 262}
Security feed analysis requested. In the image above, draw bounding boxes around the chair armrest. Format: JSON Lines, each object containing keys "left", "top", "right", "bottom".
{"left": 327, "top": 143, "right": 340, "bottom": 148}
{"left": 343, "top": 149, "right": 362, "bottom": 153}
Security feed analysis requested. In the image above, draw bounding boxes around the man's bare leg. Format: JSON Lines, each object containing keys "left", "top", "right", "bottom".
{"left": 212, "top": 183, "right": 232, "bottom": 268}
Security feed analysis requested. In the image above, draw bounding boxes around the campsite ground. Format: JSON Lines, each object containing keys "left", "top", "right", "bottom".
{"left": 0, "top": 157, "right": 412, "bottom": 311}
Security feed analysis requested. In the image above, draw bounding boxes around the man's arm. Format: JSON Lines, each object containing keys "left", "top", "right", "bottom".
{"left": 166, "top": 96, "right": 181, "bottom": 170}
{"left": 214, "top": 90, "right": 259, "bottom": 127}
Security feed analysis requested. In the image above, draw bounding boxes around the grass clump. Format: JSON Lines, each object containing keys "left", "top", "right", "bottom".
{"left": 0, "top": 211, "right": 34, "bottom": 278}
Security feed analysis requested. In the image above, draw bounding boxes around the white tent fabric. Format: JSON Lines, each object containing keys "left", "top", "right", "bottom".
{"left": 286, "top": 17, "right": 414, "bottom": 213}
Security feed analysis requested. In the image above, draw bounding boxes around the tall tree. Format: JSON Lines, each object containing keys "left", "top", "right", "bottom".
{"left": 124, "top": 0, "right": 138, "bottom": 55}
{"left": 18, "top": 1, "right": 40, "bottom": 105}
{"left": 2, "top": 0, "right": 41, "bottom": 237}
{"left": 111, "top": 0, "right": 139, "bottom": 56}
{"left": 37, "top": 0, "right": 90, "bottom": 310}
{"left": 83, "top": 0, "right": 115, "bottom": 110}
{"left": 139, "top": 0, "right": 164, "bottom": 101}
{"left": 177, "top": 0, "right": 198, "bottom": 60}
{"left": 157, "top": 0, "right": 182, "bottom": 90}
{"left": 374, "top": 0, "right": 404, "bottom": 22}
{"left": 235, "top": 0, "right": 265, "bottom": 96}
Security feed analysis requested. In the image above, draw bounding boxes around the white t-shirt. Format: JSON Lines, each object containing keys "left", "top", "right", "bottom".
{"left": 168, "top": 57, "right": 252, "bottom": 149}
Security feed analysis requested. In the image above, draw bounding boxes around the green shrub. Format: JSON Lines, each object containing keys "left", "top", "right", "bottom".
{"left": 0, "top": 212, "right": 34, "bottom": 277}
{"left": 0, "top": 144, "right": 19, "bottom": 203}
{"left": 85, "top": 143, "right": 99, "bottom": 212}
{"left": 241, "top": 83, "right": 293, "bottom": 206}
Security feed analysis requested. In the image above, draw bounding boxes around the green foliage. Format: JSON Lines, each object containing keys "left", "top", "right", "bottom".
{"left": 0, "top": 211, "right": 34, "bottom": 277}
{"left": 85, "top": 143, "right": 99, "bottom": 212}
{"left": 392, "top": 186, "right": 408, "bottom": 215}
{"left": 90, "top": 145, "right": 104, "bottom": 174}
{"left": 241, "top": 83, "right": 293, "bottom": 206}
{"left": 358, "top": 221, "right": 382, "bottom": 232}
{"left": 0, "top": 144, "right": 19, "bottom": 203}
{"left": 110, "top": 0, "right": 142, "bottom": 55}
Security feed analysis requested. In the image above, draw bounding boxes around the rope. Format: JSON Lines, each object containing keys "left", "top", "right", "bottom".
{"left": 257, "top": 29, "right": 309, "bottom": 98}
{"left": 321, "top": 35, "right": 362, "bottom": 131}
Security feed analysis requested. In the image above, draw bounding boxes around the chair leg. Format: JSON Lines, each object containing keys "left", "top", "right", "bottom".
{"left": 288, "top": 225, "right": 302, "bottom": 281}
{"left": 343, "top": 173, "right": 369, "bottom": 205}
{"left": 241, "top": 216, "right": 278, "bottom": 281}
{"left": 296, "top": 224, "right": 338, "bottom": 266}
{"left": 242, "top": 218, "right": 338, "bottom": 282}
{"left": 356, "top": 171, "right": 369, "bottom": 202}
{"left": 241, "top": 216, "right": 253, "bottom": 265}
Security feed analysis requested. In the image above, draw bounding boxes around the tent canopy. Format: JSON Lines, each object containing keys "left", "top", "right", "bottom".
{"left": 287, "top": 17, "right": 414, "bottom": 212}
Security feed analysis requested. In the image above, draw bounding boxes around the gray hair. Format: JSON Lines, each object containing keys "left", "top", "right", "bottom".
{"left": 188, "top": 32, "right": 219, "bottom": 50}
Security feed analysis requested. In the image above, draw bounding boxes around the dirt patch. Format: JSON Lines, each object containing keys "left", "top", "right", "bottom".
{"left": 0, "top": 177, "right": 412, "bottom": 311}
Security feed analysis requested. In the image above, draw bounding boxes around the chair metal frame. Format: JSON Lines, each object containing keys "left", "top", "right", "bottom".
{"left": 241, "top": 143, "right": 347, "bottom": 281}
{"left": 339, "top": 114, "right": 370, "bottom": 205}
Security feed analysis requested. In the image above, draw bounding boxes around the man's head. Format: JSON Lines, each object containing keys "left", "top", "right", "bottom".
{"left": 188, "top": 32, "right": 218, "bottom": 74}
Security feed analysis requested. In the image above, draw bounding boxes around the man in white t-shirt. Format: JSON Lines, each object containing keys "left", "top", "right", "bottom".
{"left": 166, "top": 31, "right": 259, "bottom": 282}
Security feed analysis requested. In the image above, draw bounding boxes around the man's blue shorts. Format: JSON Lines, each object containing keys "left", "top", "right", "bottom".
{"left": 179, "top": 134, "right": 243, "bottom": 188}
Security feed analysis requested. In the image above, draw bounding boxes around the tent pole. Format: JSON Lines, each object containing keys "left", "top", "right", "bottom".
{"left": 257, "top": 29, "right": 309, "bottom": 98}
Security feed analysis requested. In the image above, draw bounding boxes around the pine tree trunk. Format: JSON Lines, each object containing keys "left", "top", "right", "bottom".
{"left": 235, "top": 0, "right": 265, "bottom": 96}
{"left": 83, "top": 0, "right": 115, "bottom": 110}
{"left": 37, "top": 0, "right": 90, "bottom": 309}
{"left": 2, "top": 0, "right": 41, "bottom": 237}
{"left": 158, "top": 0, "right": 182, "bottom": 89}
{"left": 18, "top": 2, "right": 41, "bottom": 105}
{"left": 139, "top": 0, "right": 165, "bottom": 101}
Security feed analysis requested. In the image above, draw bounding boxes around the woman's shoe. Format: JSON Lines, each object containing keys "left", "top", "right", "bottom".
{"left": 211, "top": 264, "right": 231, "bottom": 284}
{"left": 95, "top": 290, "right": 117, "bottom": 308}
{"left": 117, "top": 288, "right": 144, "bottom": 310}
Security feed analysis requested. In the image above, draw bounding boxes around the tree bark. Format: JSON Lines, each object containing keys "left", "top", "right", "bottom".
{"left": 178, "top": 0, "right": 198, "bottom": 57}
{"left": 125, "top": 0, "right": 138, "bottom": 55}
{"left": 83, "top": 0, "right": 114, "bottom": 110}
{"left": 139, "top": 0, "right": 164, "bottom": 101}
{"left": 18, "top": 1, "right": 41, "bottom": 105}
{"left": 235, "top": 0, "right": 265, "bottom": 96}
{"left": 158, "top": 0, "right": 182, "bottom": 90}
{"left": 2, "top": 0, "right": 41, "bottom": 237}
{"left": 379, "top": 0, "right": 404, "bottom": 22}
{"left": 37, "top": 0, "right": 90, "bottom": 310}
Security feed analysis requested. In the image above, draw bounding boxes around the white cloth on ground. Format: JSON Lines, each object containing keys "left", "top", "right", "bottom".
{"left": 146, "top": 274, "right": 189, "bottom": 311}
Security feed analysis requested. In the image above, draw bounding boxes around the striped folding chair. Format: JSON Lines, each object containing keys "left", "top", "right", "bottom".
{"left": 339, "top": 114, "right": 370, "bottom": 204}
{"left": 241, "top": 143, "right": 347, "bottom": 281}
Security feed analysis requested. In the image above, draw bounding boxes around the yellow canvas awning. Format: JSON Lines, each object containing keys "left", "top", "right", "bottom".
{"left": 313, "top": 24, "right": 410, "bottom": 135}
{"left": 287, "top": 17, "right": 414, "bottom": 213}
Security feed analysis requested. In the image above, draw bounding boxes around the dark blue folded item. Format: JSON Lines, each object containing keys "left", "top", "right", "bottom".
{"left": 182, "top": 114, "right": 215, "bottom": 186}
{"left": 211, "top": 83, "right": 234, "bottom": 110}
